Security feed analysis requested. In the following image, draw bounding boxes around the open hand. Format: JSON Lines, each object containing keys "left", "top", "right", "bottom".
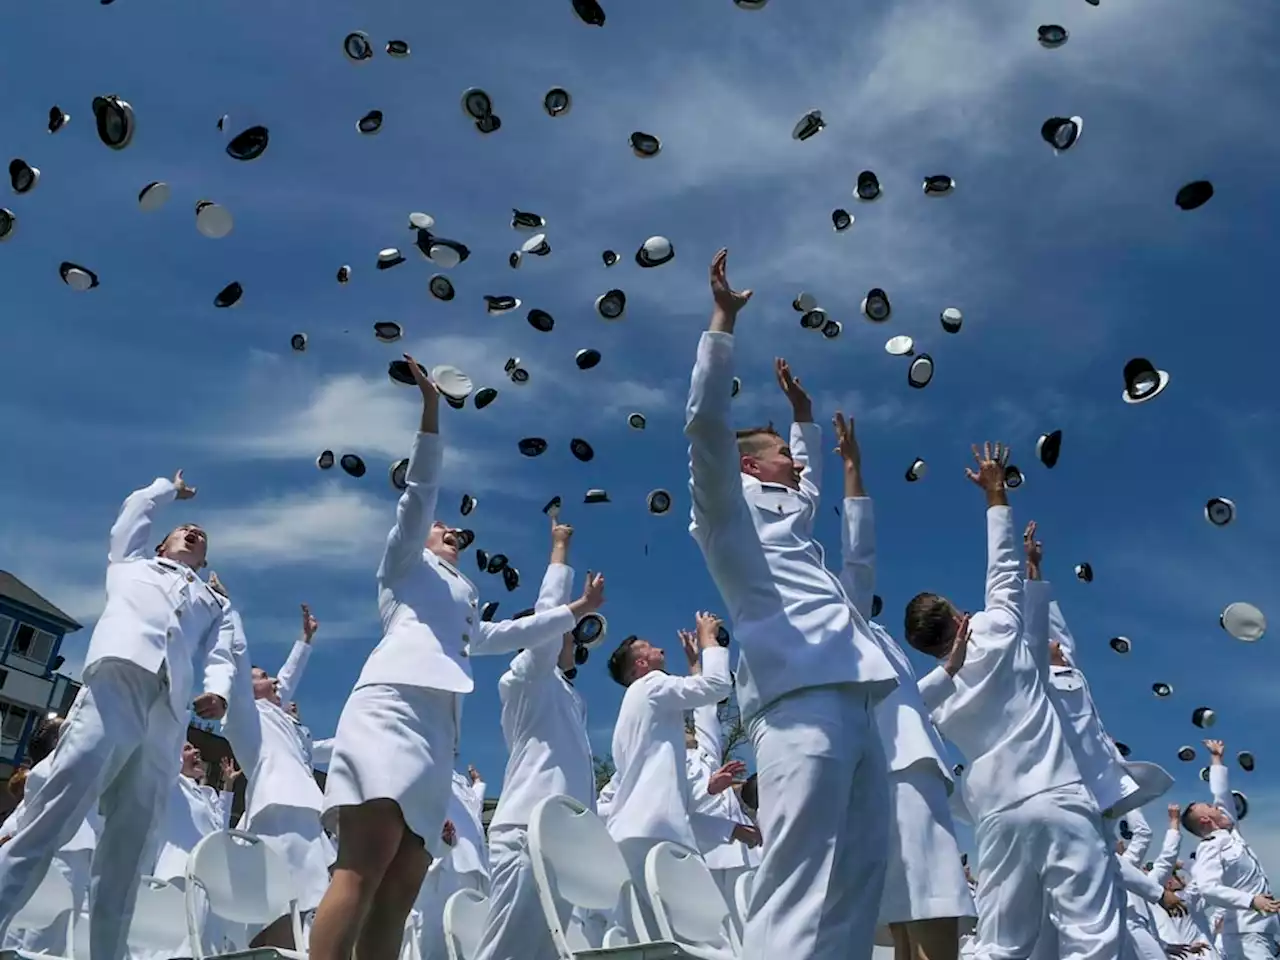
{"left": 678, "top": 628, "right": 700, "bottom": 668}
{"left": 577, "top": 572, "right": 605, "bottom": 612}
{"left": 192, "top": 692, "right": 227, "bottom": 720}
{"left": 774, "top": 358, "right": 812, "bottom": 421}
{"left": 1204, "top": 739, "right": 1225, "bottom": 760}
{"left": 174, "top": 470, "right": 197, "bottom": 500}
{"left": 694, "top": 611, "right": 722, "bottom": 648}
{"left": 709, "top": 249, "right": 752, "bottom": 316}
{"left": 832, "top": 411, "right": 860, "bottom": 469}
{"left": 402, "top": 354, "right": 438, "bottom": 403}
{"left": 708, "top": 760, "right": 747, "bottom": 796}
{"left": 944, "top": 615, "right": 972, "bottom": 677}
{"left": 965, "top": 442, "right": 1009, "bottom": 492}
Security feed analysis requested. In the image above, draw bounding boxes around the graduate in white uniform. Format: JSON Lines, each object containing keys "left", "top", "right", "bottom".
{"left": 310, "top": 355, "right": 607, "bottom": 960}
{"left": 1183, "top": 739, "right": 1280, "bottom": 960}
{"left": 686, "top": 249, "right": 899, "bottom": 960}
{"left": 209, "top": 572, "right": 263, "bottom": 785}
{"left": 416, "top": 767, "right": 491, "bottom": 960}
{"left": 225, "top": 601, "right": 331, "bottom": 949}
{"left": 906, "top": 442, "right": 1126, "bottom": 960}
{"left": 1150, "top": 804, "right": 1219, "bottom": 957}
{"left": 0, "top": 469, "right": 235, "bottom": 960}
{"left": 832, "top": 411, "right": 974, "bottom": 960}
{"left": 685, "top": 703, "right": 761, "bottom": 907}
{"left": 475, "top": 519, "right": 596, "bottom": 960}
{"left": 0, "top": 718, "right": 99, "bottom": 956}
{"left": 605, "top": 610, "right": 735, "bottom": 939}
{"left": 152, "top": 743, "right": 235, "bottom": 881}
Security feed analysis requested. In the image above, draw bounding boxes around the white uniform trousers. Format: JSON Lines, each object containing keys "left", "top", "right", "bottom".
{"left": 974, "top": 782, "right": 1126, "bottom": 960}
{"left": 744, "top": 684, "right": 889, "bottom": 960}
{"left": 1221, "top": 933, "right": 1279, "bottom": 960}
{"left": 0, "top": 659, "right": 182, "bottom": 960}
{"left": 1, "top": 848, "right": 90, "bottom": 955}
{"left": 474, "top": 824, "right": 572, "bottom": 960}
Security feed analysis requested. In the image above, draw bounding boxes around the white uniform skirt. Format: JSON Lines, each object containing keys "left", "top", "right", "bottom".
{"left": 247, "top": 804, "right": 332, "bottom": 912}
{"left": 322, "top": 683, "right": 458, "bottom": 858}
{"left": 878, "top": 763, "right": 975, "bottom": 925}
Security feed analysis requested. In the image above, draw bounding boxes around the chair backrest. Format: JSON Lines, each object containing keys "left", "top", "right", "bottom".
{"left": 602, "top": 926, "right": 632, "bottom": 948}
{"left": 185, "top": 829, "right": 302, "bottom": 960}
{"left": 12, "top": 860, "right": 74, "bottom": 928}
{"left": 130, "top": 876, "right": 190, "bottom": 954}
{"left": 528, "top": 794, "right": 649, "bottom": 958}
{"left": 442, "top": 888, "right": 489, "bottom": 960}
{"left": 645, "top": 841, "right": 739, "bottom": 951}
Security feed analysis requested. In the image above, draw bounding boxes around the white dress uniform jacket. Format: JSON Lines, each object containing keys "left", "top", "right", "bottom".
{"left": 1192, "top": 765, "right": 1279, "bottom": 940}
{"left": 87, "top": 477, "right": 237, "bottom": 720}
{"left": 917, "top": 511, "right": 1084, "bottom": 823}
{"left": 448, "top": 772, "right": 489, "bottom": 887}
{"left": 152, "top": 774, "right": 233, "bottom": 882}
{"left": 686, "top": 704, "right": 758, "bottom": 872}
{"left": 685, "top": 330, "right": 898, "bottom": 721}
{"left": 356, "top": 432, "right": 579, "bottom": 694}
{"left": 490, "top": 562, "right": 594, "bottom": 829}
{"left": 840, "top": 498, "right": 952, "bottom": 783}
{"left": 1149, "top": 827, "right": 1219, "bottom": 954}
{"left": 608, "top": 646, "right": 733, "bottom": 849}
{"left": 246, "top": 639, "right": 323, "bottom": 821}
{"left": 1043, "top": 600, "right": 1139, "bottom": 815}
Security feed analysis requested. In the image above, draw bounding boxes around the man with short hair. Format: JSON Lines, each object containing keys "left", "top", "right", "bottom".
{"left": 1183, "top": 739, "right": 1280, "bottom": 960}
{"left": 605, "top": 612, "right": 735, "bottom": 940}
{"left": 0, "top": 470, "right": 235, "bottom": 960}
{"left": 905, "top": 443, "right": 1126, "bottom": 960}
{"left": 685, "top": 249, "right": 899, "bottom": 960}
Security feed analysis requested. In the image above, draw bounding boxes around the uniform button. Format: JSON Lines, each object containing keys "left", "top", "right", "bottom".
{"left": 462, "top": 633, "right": 470, "bottom": 644}
{"left": 466, "top": 616, "right": 473, "bottom": 624}
{"left": 460, "top": 647, "right": 470, "bottom": 658}
{"left": 167, "top": 629, "right": 175, "bottom": 638}
{"left": 187, "top": 573, "right": 195, "bottom": 583}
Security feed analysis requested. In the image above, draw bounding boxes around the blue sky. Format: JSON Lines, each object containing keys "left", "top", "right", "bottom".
{"left": 3, "top": 0, "right": 1279, "bottom": 870}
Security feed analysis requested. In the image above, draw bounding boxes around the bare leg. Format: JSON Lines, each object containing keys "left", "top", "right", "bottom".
{"left": 355, "top": 828, "right": 430, "bottom": 960}
{"left": 250, "top": 915, "right": 296, "bottom": 951}
{"left": 890, "top": 923, "right": 914, "bottom": 960}
{"left": 906, "top": 917, "right": 960, "bottom": 960}
{"left": 309, "top": 801, "right": 408, "bottom": 960}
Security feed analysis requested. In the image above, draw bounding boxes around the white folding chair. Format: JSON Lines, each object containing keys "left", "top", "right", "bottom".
{"left": 184, "top": 829, "right": 305, "bottom": 960}
{"left": 128, "top": 876, "right": 190, "bottom": 957}
{"left": 442, "top": 889, "right": 488, "bottom": 960}
{"left": 730, "top": 871, "right": 753, "bottom": 939}
{"left": 2, "top": 865, "right": 75, "bottom": 960}
{"left": 527, "top": 795, "right": 657, "bottom": 960}
{"left": 644, "top": 843, "right": 740, "bottom": 960}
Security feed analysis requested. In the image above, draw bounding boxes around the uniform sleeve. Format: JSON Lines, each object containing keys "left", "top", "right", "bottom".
{"left": 1209, "top": 764, "right": 1233, "bottom": 816}
{"left": 648, "top": 647, "right": 732, "bottom": 709}
{"left": 476, "top": 604, "right": 577, "bottom": 658}
{"left": 1116, "top": 853, "right": 1164, "bottom": 902}
{"left": 1123, "top": 808, "right": 1154, "bottom": 864}
{"left": 685, "top": 331, "right": 748, "bottom": 531}
{"left": 839, "top": 496, "right": 876, "bottom": 619}
{"left": 275, "top": 639, "right": 314, "bottom": 707}
{"left": 378, "top": 432, "right": 443, "bottom": 584}
{"left": 790, "top": 421, "right": 823, "bottom": 504}
{"left": 918, "top": 665, "right": 958, "bottom": 714}
{"left": 202, "top": 604, "right": 237, "bottom": 703}
{"left": 1150, "top": 827, "right": 1182, "bottom": 885}
{"left": 507, "top": 563, "right": 575, "bottom": 681}
{"left": 1049, "top": 599, "right": 1078, "bottom": 664}
{"left": 692, "top": 703, "right": 723, "bottom": 767}
{"left": 980, "top": 505, "right": 1025, "bottom": 639}
{"left": 1022, "top": 580, "right": 1053, "bottom": 676}
{"left": 217, "top": 791, "right": 236, "bottom": 829}
{"left": 108, "top": 477, "right": 178, "bottom": 562}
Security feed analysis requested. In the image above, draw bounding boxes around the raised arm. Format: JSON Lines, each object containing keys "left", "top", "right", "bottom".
{"left": 835, "top": 412, "right": 874, "bottom": 617}
{"left": 1205, "top": 740, "right": 1233, "bottom": 814}
{"left": 1022, "top": 577, "right": 1053, "bottom": 677}
{"left": 649, "top": 613, "right": 732, "bottom": 709}
{"left": 686, "top": 249, "right": 752, "bottom": 530}
{"left": 1115, "top": 853, "right": 1164, "bottom": 903}
{"left": 967, "top": 442, "right": 1023, "bottom": 633}
{"left": 775, "top": 359, "right": 818, "bottom": 497}
{"left": 276, "top": 603, "right": 319, "bottom": 705}
{"left": 1122, "top": 807, "right": 1154, "bottom": 864}
{"left": 507, "top": 522, "right": 577, "bottom": 681}
{"left": 378, "top": 356, "right": 443, "bottom": 584}
{"left": 108, "top": 470, "right": 194, "bottom": 562}
{"left": 691, "top": 703, "right": 723, "bottom": 766}
{"left": 198, "top": 601, "right": 236, "bottom": 714}
{"left": 476, "top": 570, "right": 604, "bottom": 657}
{"left": 1150, "top": 804, "right": 1183, "bottom": 885}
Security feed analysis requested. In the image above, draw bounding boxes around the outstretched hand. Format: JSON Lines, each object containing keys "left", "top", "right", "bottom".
{"left": 708, "top": 760, "right": 747, "bottom": 796}
{"left": 832, "top": 411, "right": 860, "bottom": 469}
{"left": 774, "top": 358, "right": 812, "bottom": 421}
{"left": 1023, "top": 521, "right": 1043, "bottom": 580}
{"left": 944, "top": 615, "right": 972, "bottom": 677}
{"left": 301, "top": 603, "right": 319, "bottom": 642}
{"left": 709, "top": 249, "right": 752, "bottom": 318}
{"left": 174, "top": 470, "right": 197, "bottom": 501}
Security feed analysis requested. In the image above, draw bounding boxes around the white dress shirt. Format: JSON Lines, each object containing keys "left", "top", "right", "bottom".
{"left": 686, "top": 704, "right": 758, "bottom": 870}
{"left": 220, "top": 609, "right": 262, "bottom": 776}
{"left": 490, "top": 563, "right": 594, "bottom": 829}
{"left": 596, "top": 773, "right": 618, "bottom": 826}
{"left": 918, "top": 508, "right": 1084, "bottom": 823}
{"left": 1149, "top": 827, "right": 1218, "bottom": 949}
{"left": 152, "top": 773, "right": 233, "bottom": 881}
{"left": 1191, "top": 765, "right": 1277, "bottom": 937}
{"left": 685, "top": 330, "right": 898, "bottom": 720}
{"left": 608, "top": 645, "right": 732, "bottom": 848}
{"left": 840, "top": 496, "right": 953, "bottom": 785}
{"left": 447, "top": 772, "right": 489, "bottom": 880}
{"left": 355, "top": 432, "right": 579, "bottom": 693}
{"left": 87, "top": 477, "right": 236, "bottom": 719}
{"left": 1040, "top": 599, "right": 1138, "bottom": 815}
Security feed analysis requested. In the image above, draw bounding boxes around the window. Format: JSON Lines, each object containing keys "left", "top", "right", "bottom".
{"left": 0, "top": 701, "right": 31, "bottom": 749}
{"left": 0, "top": 615, "right": 12, "bottom": 647}
{"left": 9, "top": 622, "right": 55, "bottom": 666}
